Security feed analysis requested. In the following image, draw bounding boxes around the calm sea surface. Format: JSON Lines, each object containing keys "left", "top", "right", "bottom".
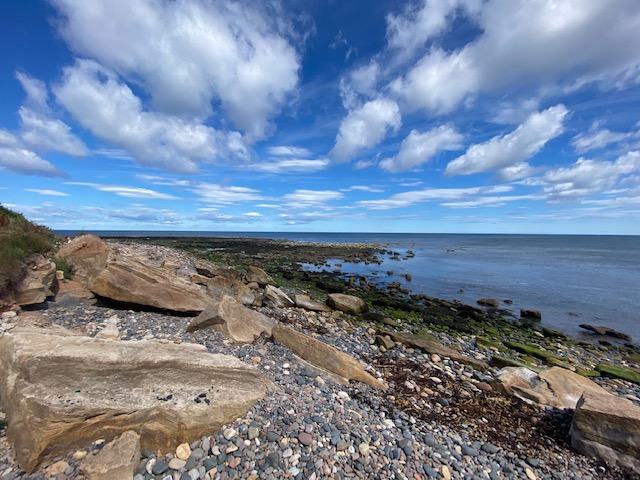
{"left": 56, "top": 231, "right": 640, "bottom": 341}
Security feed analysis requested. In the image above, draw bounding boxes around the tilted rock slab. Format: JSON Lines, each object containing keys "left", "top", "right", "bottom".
{"left": 571, "top": 391, "right": 640, "bottom": 473}
{"left": 293, "top": 294, "right": 332, "bottom": 313}
{"left": 56, "top": 234, "right": 109, "bottom": 283}
{"left": 327, "top": 293, "right": 368, "bottom": 314}
{"left": 263, "top": 285, "right": 295, "bottom": 308}
{"left": 0, "top": 327, "right": 270, "bottom": 473}
{"left": 89, "top": 252, "right": 211, "bottom": 313}
{"left": 378, "top": 329, "right": 488, "bottom": 371}
{"left": 492, "top": 366, "right": 610, "bottom": 409}
{"left": 244, "top": 266, "right": 274, "bottom": 287}
{"left": 272, "top": 324, "right": 386, "bottom": 390}
{"left": 186, "top": 295, "right": 275, "bottom": 343}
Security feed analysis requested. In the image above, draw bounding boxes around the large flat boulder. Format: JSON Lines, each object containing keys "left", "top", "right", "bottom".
{"left": 492, "top": 366, "right": 610, "bottom": 409}
{"left": 0, "top": 327, "right": 270, "bottom": 473}
{"left": 293, "top": 294, "right": 332, "bottom": 313}
{"left": 186, "top": 295, "right": 274, "bottom": 343}
{"left": 206, "top": 276, "right": 255, "bottom": 306}
{"left": 272, "top": 324, "right": 385, "bottom": 390}
{"left": 14, "top": 254, "right": 58, "bottom": 306}
{"left": 244, "top": 266, "right": 273, "bottom": 287}
{"left": 89, "top": 253, "right": 211, "bottom": 313}
{"left": 571, "top": 391, "right": 640, "bottom": 473}
{"left": 327, "top": 293, "right": 368, "bottom": 314}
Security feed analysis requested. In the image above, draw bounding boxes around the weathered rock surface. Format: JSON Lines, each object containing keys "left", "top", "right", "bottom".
{"left": 206, "top": 276, "right": 255, "bottom": 306}
{"left": 571, "top": 391, "right": 640, "bottom": 473}
{"left": 0, "top": 327, "right": 270, "bottom": 473}
{"left": 56, "top": 234, "right": 109, "bottom": 283}
{"left": 263, "top": 285, "right": 295, "bottom": 308}
{"left": 477, "top": 298, "right": 499, "bottom": 308}
{"left": 14, "top": 254, "right": 58, "bottom": 306}
{"left": 272, "top": 324, "right": 385, "bottom": 390}
{"left": 89, "top": 252, "right": 211, "bottom": 313}
{"left": 492, "top": 366, "right": 610, "bottom": 409}
{"left": 520, "top": 309, "right": 542, "bottom": 320}
{"left": 293, "top": 294, "right": 332, "bottom": 313}
{"left": 186, "top": 295, "right": 275, "bottom": 343}
{"left": 378, "top": 329, "right": 488, "bottom": 371}
{"left": 244, "top": 266, "right": 274, "bottom": 287}
{"left": 579, "top": 324, "right": 632, "bottom": 341}
{"left": 327, "top": 293, "right": 368, "bottom": 314}
{"left": 80, "top": 430, "right": 140, "bottom": 480}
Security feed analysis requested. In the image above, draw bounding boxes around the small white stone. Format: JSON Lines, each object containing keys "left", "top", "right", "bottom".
{"left": 223, "top": 428, "right": 237, "bottom": 440}
{"left": 176, "top": 442, "right": 191, "bottom": 460}
{"left": 358, "top": 443, "right": 370, "bottom": 456}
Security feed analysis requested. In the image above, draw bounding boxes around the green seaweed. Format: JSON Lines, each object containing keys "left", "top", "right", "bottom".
{"left": 595, "top": 362, "right": 640, "bottom": 385}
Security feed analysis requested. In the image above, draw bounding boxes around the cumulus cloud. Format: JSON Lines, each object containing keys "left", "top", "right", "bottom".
{"left": 0, "top": 148, "right": 66, "bottom": 177}
{"left": 380, "top": 124, "right": 463, "bottom": 172}
{"left": 331, "top": 98, "right": 401, "bottom": 161}
{"left": 445, "top": 104, "right": 568, "bottom": 178}
{"left": 357, "top": 185, "right": 512, "bottom": 210}
{"left": 541, "top": 152, "right": 640, "bottom": 200}
{"left": 392, "top": 1, "right": 640, "bottom": 114}
{"left": 571, "top": 125, "right": 633, "bottom": 153}
{"left": 249, "top": 158, "right": 329, "bottom": 174}
{"left": 50, "top": 0, "right": 300, "bottom": 141}
{"left": 54, "top": 60, "right": 248, "bottom": 173}
{"left": 267, "top": 146, "right": 311, "bottom": 157}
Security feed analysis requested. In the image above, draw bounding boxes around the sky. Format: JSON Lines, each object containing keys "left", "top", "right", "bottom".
{"left": 1, "top": 0, "right": 640, "bottom": 234}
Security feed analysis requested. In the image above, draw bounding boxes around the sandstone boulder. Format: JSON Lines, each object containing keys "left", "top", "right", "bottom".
{"left": 244, "top": 266, "right": 273, "bottom": 287}
{"left": 571, "top": 391, "right": 640, "bottom": 473}
{"left": 272, "top": 324, "right": 385, "bottom": 389}
{"left": 207, "top": 276, "right": 255, "bottom": 306}
{"left": 327, "top": 293, "right": 368, "bottom": 314}
{"left": 492, "top": 366, "right": 610, "bottom": 409}
{"left": 80, "top": 430, "right": 140, "bottom": 480}
{"left": 186, "top": 295, "right": 274, "bottom": 343}
{"left": 89, "top": 253, "right": 211, "bottom": 313}
{"left": 263, "top": 285, "right": 294, "bottom": 308}
{"left": 56, "top": 235, "right": 109, "bottom": 283}
{"left": 378, "top": 329, "right": 488, "bottom": 371}
{"left": 0, "top": 327, "right": 270, "bottom": 473}
{"left": 14, "top": 255, "right": 58, "bottom": 306}
{"left": 293, "top": 294, "right": 332, "bottom": 313}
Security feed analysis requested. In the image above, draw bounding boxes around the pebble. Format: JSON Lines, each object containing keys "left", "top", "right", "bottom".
{"left": 176, "top": 442, "right": 192, "bottom": 460}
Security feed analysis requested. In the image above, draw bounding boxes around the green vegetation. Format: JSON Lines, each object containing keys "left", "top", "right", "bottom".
{"left": 0, "top": 205, "right": 55, "bottom": 297}
{"left": 53, "top": 256, "right": 75, "bottom": 280}
{"left": 595, "top": 362, "right": 640, "bottom": 385}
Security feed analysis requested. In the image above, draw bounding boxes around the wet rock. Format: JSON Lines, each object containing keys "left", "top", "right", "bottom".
{"left": 520, "top": 309, "right": 542, "bottom": 320}
{"left": 477, "top": 298, "right": 500, "bottom": 308}
{"left": 579, "top": 324, "right": 632, "bottom": 342}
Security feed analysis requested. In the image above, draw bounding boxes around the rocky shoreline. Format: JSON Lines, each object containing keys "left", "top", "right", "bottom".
{"left": 1, "top": 236, "right": 639, "bottom": 479}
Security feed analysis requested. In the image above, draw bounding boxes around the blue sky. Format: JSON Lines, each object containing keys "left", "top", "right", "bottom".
{"left": 1, "top": 0, "right": 640, "bottom": 234}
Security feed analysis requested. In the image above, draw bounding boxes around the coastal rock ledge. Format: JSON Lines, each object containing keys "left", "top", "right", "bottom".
{"left": 0, "top": 326, "right": 271, "bottom": 473}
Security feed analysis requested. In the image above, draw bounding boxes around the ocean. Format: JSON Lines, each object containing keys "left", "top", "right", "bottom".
{"left": 55, "top": 231, "right": 640, "bottom": 341}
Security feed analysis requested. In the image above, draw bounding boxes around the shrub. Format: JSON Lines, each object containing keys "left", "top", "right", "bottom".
{"left": 0, "top": 205, "right": 55, "bottom": 297}
{"left": 53, "top": 256, "right": 75, "bottom": 280}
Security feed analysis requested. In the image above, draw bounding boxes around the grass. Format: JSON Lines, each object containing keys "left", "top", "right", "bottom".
{"left": 0, "top": 205, "right": 55, "bottom": 298}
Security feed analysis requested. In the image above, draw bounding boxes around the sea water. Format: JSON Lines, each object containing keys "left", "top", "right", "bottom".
{"left": 55, "top": 231, "right": 640, "bottom": 340}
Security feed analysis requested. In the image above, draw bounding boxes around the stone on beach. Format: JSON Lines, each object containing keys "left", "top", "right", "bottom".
{"left": 272, "top": 324, "right": 386, "bottom": 389}
{"left": 13, "top": 254, "right": 58, "bottom": 306}
{"left": 79, "top": 430, "right": 140, "bottom": 480}
{"left": 0, "top": 326, "right": 270, "bottom": 473}
{"left": 89, "top": 252, "right": 211, "bottom": 313}
{"left": 244, "top": 266, "right": 274, "bottom": 287}
{"left": 186, "top": 294, "right": 275, "bottom": 343}
{"left": 327, "top": 293, "right": 368, "bottom": 314}
{"left": 293, "top": 294, "right": 332, "bottom": 313}
{"left": 492, "top": 366, "right": 610, "bottom": 409}
{"left": 477, "top": 298, "right": 500, "bottom": 308}
{"left": 579, "top": 324, "right": 632, "bottom": 342}
{"left": 206, "top": 276, "right": 255, "bottom": 306}
{"left": 263, "top": 284, "right": 295, "bottom": 308}
{"left": 520, "top": 309, "right": 542, "bottom": 320}
{"left": 56, "top": 234, "right": 109, "bottom": 283}
{"left": 571, "top": 390, "right": 640, "bottom": 473}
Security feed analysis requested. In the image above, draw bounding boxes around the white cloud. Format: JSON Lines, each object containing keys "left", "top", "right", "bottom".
{"left": 50, "top": 0, "right": 299, "bottom": 141}
{"left": 571, "top": 126, "right": 632, "bottom": 153}
{"left": 25, "top": 189, "right": 70, "bottom": 197}
{"left": 65, "top": 182, "right": 178, "bottom": 199}
{"left": 249, "top": 158, "right": 329, "bottom": 174}
{"left": 191, "top": 182, "right": 263, "bottom": 204}
{"left": 357, "top": 185, "right": 512, "bottom": 210}
{"left": 380, "top": 124, "right": 463, "bottom": 172}
{"left": 541, "top": 152, "right": 640, "bottom": 200}
{"left": 392, "top": 1, "right": 640, "bottom": 114}
{"left": 0, "top": 148, "right": 66, "bottom": 177}
{"left": 445, "top": 104, "right": 568, "bottom": 177}
{"left": 342, "top": 185, "right": 384, "bottom": 193}
{"left": 282, "top": 189, "right": 344, "bottom": 208}
{"left": 331, "top": 98, "right": 401, "bottom": 161}
{"left": 54, "top": 60, "right": 247, "bottom": 173}
{"left": 94, "top": 148, "right": 133, "bottom": 160}
{"left": 267, "top": 146, "right": 311, "bottom": 157}
{"left": 0, "top": 130, "right": 20, "bottom": 148}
